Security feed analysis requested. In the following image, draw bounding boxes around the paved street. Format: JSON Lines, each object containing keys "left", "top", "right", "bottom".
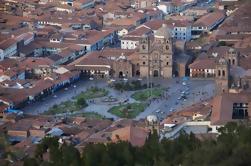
{"left": 135, "top": 78, "right": 216, "bottom": 120}
{"left": 23, "top": 78, "right": 216, "bottom": 122}
{"left": 23, "top": 79, "right": 107, "bottom": 114}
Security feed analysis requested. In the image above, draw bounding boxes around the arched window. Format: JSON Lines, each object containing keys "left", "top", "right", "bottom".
{"left": 232, "top": 59, "right": 235, "bottom": 65}
{"left": 218, "top": 70, "right": 221, "bottom": 77}
{"left": 166, "top": 62, "right": 169, "bottom": 65}
{"left": 143, "top": 61, "right": 145, "bottom": 65}
{"left": 142, "top": 45, "right": 146, "bottom": 50}
{"left": 222, "top": 70, "right": 225, "bottom": 77}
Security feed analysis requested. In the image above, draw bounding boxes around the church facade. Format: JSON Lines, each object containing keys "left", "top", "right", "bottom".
{"left": 138, "top": 24, "right": 173, "bottom": 78}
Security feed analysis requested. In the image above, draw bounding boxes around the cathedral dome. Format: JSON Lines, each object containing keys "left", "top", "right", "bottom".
{"left": 154, "top": 24, "right": 171, "bottom": 39}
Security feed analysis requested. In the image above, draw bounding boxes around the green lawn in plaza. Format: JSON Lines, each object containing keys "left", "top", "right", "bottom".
{"left": 81, "top": 112, "right": 104, "bottom": 120}
{"left": 44, "top": 100, "right": 84, "bottom": 115}
{"left": 131, "top": 88, "right": 163, "bottom": 101}
{"left": 108, "top": 103, "right": 146, "bottom": 118}
{"left": 45, "top": 87, "right": 108, "bottom": 115}
{"left": 75, "top": 87, "right": 108, "bottom": 100}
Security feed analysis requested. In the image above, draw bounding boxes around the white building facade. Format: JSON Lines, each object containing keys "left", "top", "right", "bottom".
{"left": 121, "top": 38, "right": 139, "bottom": 49}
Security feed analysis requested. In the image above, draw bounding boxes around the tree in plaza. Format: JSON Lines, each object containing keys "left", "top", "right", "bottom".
{"left": 76, "top": 97, "right": 88, "bottom": 107}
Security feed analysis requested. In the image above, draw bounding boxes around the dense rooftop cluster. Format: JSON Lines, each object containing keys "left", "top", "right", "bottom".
{"left": 0, "top": 0, "right": 251, "bottom": 165}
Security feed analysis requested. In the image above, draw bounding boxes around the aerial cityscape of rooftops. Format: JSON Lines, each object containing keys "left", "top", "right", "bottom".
{"left": 0, "top": 0, "right": 251, "bottom": 165}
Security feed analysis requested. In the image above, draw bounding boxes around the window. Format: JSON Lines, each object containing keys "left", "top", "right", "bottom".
{"left": 232, "top": 103, "right": 249, "bottom": 119}
{"left": 142, "top": 45, "right": 146, "bottom": 50}
{"left": 222, "top": 70, "right": 225, "bottom": 77}
{"left": 166, "top": 45, "right": 169, "bottom": 50}
{"left": 166, "top": 62, "right": 169, "bottom": 65}
{"left": 218, "top": 70, "right": 221, "bottom": 76}
{"left": 143, "top": 62, "right": 145, "bottom": 65}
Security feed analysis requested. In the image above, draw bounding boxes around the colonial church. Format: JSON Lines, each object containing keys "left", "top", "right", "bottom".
{"left": 71, "top": 24, "right": 173, "bottom": 79}
{"left": 139, "top": 24, "right": 173, "bottom": 78}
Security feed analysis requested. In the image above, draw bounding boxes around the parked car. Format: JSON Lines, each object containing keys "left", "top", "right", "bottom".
{"left": 155, "top": 109, "right": 161, "bottom": 113}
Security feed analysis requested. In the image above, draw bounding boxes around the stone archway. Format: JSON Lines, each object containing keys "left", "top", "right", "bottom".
{"left": 153, "top": 70, "right": 159, "bottom": 77}
{"left": 136, "top": 70, "right": 140, "bottom": 76}
{"left": 119, "top": 71, "right": 123, "bottom": 78}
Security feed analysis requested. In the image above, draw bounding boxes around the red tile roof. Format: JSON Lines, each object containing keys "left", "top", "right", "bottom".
{"left": 111, "top": 125, "right": 148, "bottom": 147}
{"left": 193, "top": 11, "right": 225, "bottom": 27}
{"left": 189, "top": 58, "right": 216, "bottom": 69}
{"left": 211, "top": 92, "right": 251, "bottom": 125}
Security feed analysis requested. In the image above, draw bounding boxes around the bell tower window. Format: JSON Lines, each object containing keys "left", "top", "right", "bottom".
{"left": 222, "top": 70, "right": 225, "bottom": 77}
{"left": 218, "top": 70, "right": 221, "bottom": 77}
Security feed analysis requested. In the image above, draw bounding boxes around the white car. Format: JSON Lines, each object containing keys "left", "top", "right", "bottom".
{"left": 123, "top": 78, "right": 128, "bottom": 81}
{"left": 137, "top": 78, "right": 142, "bottom": 81}
{"left": 155, "top": 109, "right": 160, "bottom": 113}
{"left": 89, "top": 77, "right": 94, "bottom": 80}
{"left": 110, "top": 79, "right": 116, "bottom": 82}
